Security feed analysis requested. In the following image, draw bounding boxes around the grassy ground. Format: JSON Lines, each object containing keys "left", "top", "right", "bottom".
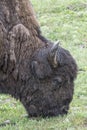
{"left": 0, "top": 0, "right": 87, "bottom": 129}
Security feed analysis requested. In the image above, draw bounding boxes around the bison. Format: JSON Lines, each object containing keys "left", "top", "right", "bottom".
{"left": 0, "top": 0, "right": 77, "bottom": 117}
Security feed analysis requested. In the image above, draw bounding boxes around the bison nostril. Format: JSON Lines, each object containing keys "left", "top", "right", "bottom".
{"left": 28, "top": 105, "right": 37, "bottom": 117}
{"left": 63, "top": 98, "right": 71, "bottom": 105}
{"left": 61, "top": 106, "right": 69, "bottom": 114}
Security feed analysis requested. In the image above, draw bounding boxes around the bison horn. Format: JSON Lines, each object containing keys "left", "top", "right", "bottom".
{"left": 48, "top": 41, "right": 60, "bottom": 68}
{"left": 51, "top": 41, "right": 60, "bottom": 52}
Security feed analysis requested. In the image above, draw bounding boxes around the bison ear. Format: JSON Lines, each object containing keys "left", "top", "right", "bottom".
{"left": 48, "top": 41, "right": 60, "bottom": 68}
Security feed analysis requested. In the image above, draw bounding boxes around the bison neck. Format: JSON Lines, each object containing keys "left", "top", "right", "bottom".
{"left": 0, "top": 0, "right": 49, "bottom": 97}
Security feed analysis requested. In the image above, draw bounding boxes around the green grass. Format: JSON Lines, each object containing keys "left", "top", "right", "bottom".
{"left": 0, "top": 0, "right": 87, "bottom": 129}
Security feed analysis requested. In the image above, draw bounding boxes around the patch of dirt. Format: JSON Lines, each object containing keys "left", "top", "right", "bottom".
{"left": 83, "top": 118, "right": 87, "bottom": 128}
{"left": 67, "top": 3, "right": 87, "bottom": 11}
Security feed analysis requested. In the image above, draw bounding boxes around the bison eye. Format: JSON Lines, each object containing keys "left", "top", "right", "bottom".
{"left": 52, "top": 77, "right": 62, "bottom": 89}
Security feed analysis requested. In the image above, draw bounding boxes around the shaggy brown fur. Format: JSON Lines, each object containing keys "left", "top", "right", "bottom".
{"left": 0, "top": 0, "right": 77, "bottom": 117}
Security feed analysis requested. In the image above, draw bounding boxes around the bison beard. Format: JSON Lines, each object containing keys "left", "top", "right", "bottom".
{"left": 0, "top": 0, "right": 77, "bottom": 117}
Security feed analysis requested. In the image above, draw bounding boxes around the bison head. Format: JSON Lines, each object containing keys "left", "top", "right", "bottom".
{"left": 26, "top": 42, "right": 77, "bottom": 117}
